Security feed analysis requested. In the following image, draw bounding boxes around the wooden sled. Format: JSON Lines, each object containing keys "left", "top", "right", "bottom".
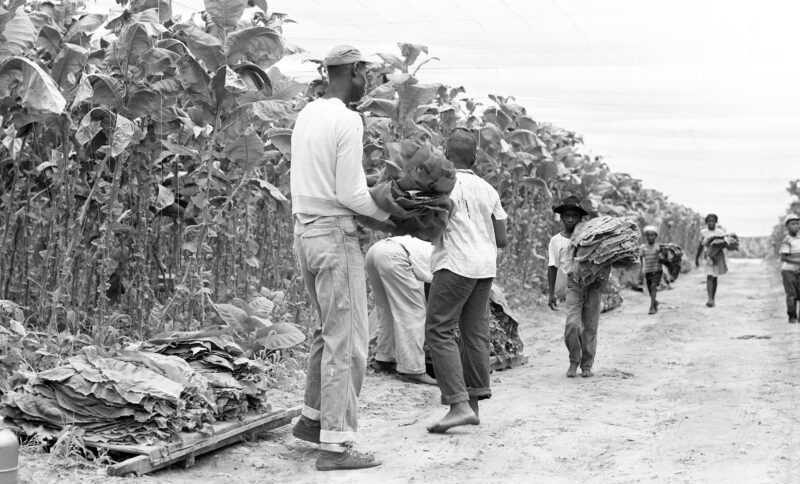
{"left": 83, "top": 406, "right": 300, "bottom": 477}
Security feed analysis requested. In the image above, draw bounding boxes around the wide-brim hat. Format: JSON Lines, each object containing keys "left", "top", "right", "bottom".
{"left": 643, "top": 225, "right": 659, "bottom": 235}
{"left": 553, "top": 195, "right": 588, "bottom": 216}
{"left": 785, "top": 213, "right": 800, "bottom": 225}
{"left": 323, "top": 45, "right": 370, "bottom": 67}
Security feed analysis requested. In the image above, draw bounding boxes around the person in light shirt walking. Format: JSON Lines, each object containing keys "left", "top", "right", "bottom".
{"left": 779, "top": 213, "right": 800, "bottom": 324}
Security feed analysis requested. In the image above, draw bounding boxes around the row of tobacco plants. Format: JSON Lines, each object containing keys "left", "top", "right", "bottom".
{"left": 0, "top": 0, "right": 703, "bottom": 354}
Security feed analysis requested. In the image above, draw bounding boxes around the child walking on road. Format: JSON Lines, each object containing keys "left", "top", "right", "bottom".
{"left": 547, "top": 195, "right": 602, "bottom": 378}
{"left": 640, "top": 226, "right": 662, "bottom": 315}
{"left": 425, "top": 129, "right": 507, "bottom": 433}
{"left": 695, "top": 213, "right": 727, "bottom": 307}
{"left": 779, "top": 214, "right": 800, "bottom": 324}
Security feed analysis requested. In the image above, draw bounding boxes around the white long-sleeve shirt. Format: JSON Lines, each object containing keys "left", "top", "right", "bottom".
{"left": 290, "top": 98, "right": 389, "bottom": 221}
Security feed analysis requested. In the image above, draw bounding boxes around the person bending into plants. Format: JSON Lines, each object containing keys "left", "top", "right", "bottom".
{"left": 365, "top": 236, "right": 437, "bottom": 385}
{"left": 425, "top": 128, "right": 507, "bottom": 433}
{"left": 640, "top": 226, "right": 663, "bottom": 315}
{"left": 548, "top": 195, "right": 602, "bottom": 378}
{"left": 289, "top": 45, "right": 389, "bottom": 471}
{"left": 779, "top": 213, "right": 800, "bottom": 324}
{"left": 695, "top": 213, "right": 727, "bottom": 308}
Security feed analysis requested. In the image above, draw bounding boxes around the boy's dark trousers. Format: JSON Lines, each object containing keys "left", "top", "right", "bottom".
{"left": 564, "top": 275, "right": 604, "bottom": 370}
{"left": 781, "top": 270, "right": 800, "bottom": 320}
{"left": 426, "top": 269, "right": 493, "bottom": 405}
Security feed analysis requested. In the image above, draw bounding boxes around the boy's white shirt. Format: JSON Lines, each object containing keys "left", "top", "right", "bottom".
{"left": 431, "top": 170, "right": 507, "bottom": 279}
{"left": 391, "top": 235, "right": 434, "bottom": 283}
{"left": 779, "top": 233, "right": 800, "bottom": 272}
{"left": 548, "top": 232, "right": 571, "bottom": 298}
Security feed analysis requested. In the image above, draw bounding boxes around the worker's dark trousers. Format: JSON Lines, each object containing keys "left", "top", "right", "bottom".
{"left": 782, "top": 270, "right": 800, "bottom": 320}
{"left": 565, "top": 275, "right": 605, "bottom": 370}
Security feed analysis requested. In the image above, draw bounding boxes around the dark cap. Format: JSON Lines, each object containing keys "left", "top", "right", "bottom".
{"left": 553, "top": 195, "right": 588, "bottom": 216}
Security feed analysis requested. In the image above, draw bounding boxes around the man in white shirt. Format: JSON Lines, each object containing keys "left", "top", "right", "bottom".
{"left": 366, "top": 236, "right": 437, "bottom": 385}
{"left": 290, "top": 45, "right": 388, "bottom": 471}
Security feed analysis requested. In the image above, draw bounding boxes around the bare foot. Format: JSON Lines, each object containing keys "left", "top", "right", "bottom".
{"left": 427, "top": 402, "right": 479, "bottom": 433}
{"left": 468, "top": 398, "right": 479, "bottom": 418}
{"left": 566, "top": 363, "right": 578, "bottom": 378}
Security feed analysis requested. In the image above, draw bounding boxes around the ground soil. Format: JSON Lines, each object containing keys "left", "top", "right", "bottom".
{"left": 19, "top": 259, "right": 800, "bottom": 483}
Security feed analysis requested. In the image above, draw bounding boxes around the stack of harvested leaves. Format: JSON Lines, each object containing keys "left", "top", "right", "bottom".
{"left": 2, "top": 347, "right": 216, "bottom": 445}
{"left": 487, "top": 285, "right": 526, "bottom": 370}
{"left": 367, "top": 140, "right": 456, "bottom": 242}
{"left": 143, "top": 328, "right": 273, "bottom": 419}
{"left": 571, "top": 216, "right": 641, "bottom": 286}
{"left": 658, "top": 243, "right": 684, "bottom": 281}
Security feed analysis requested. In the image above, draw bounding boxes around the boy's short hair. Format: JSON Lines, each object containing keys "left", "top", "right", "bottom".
{"left": 446, "top": 129, "right": 477, "bottom": 165}
{"left": 705, "top": 213, "right": 718, "bottom": 223}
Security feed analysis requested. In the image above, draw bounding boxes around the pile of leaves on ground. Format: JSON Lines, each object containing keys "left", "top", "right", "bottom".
{"left": 658, "top": 243, "right": 684, "bottom": 282}
{"left": 1, "top": 295, "right": 306, "bottom": 445}
{"left": 487, "top": 284, "right": 526, "bottom": 370}
{"left": 366, "top": 139, "right": 456, "bottom": 242}
{"left": 571, "top": 216, "right": 641, "bottom": 286}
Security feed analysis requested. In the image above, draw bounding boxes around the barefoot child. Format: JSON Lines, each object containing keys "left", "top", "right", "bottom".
{"left": 779, "top": 213, "right": 800, "bottom": 324}
{"left": 425, "top": 129, "right": 507, "bottom": 433}
{"left": 547, "top": 195, "right": 603, "bottom": 378}
{"left": 640, "top": 226, "right": 662, "bottom": 315}
{"left": 695, "top": 213, "right": 727, "bottom": 307}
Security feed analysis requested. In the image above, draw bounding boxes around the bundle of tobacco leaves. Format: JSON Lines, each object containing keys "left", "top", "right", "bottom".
{"left": 367, "top": 140, "right": 456, "bottom": 242}
{"left": 571, "top": 216, "right": 641, "bottom": 286}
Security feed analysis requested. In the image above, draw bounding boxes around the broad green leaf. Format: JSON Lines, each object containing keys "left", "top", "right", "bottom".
{"left": 174, "top": 22, "right": 224, "bottom": 71}
{"left": 177, "top": 55, "right": 212, "bottom": 105}
{"left": 357, "top": 98, "right": 398, "bottom": 119}
{"left": 506, "top": 129, "right": 542, "bottom": 150}
{"left": 150, "top": 77, "right": 183, "bottom": 96}
{"left": 266, "top": 66, "right": 305, "bottom": 101}
{"left": 130, "top": 0, "right": 172, "bottom": 23}
{"left": 257, "top": 322, "right": 304, "bottom": 350}
{"left": 395, "top": 78, "right": 440, "bottom": 126}
{"left": 267, "top": 128, "right": 292, "bottom": 158}
{"left": 537, "top": 160, "right": 560, "bottom": 181}
{"left": 222, "top": 128, "right": 264, "bottom": 166}
{"left": 0, "top": 6, "right": 38, "bottom": 62}
{"left": 0, "top": 57, "right": 66, "bottom": 118}
{"left": 125, "top": 89, "right": 161, "bottom": 118}
{"left": 204, "top": 0, "right": 246, "bottom": 35}
{"left": 243, "top": 315, "right": 272, "bottom": 334}
{"left": 75, "top": 113, "right": 102, "bottom": 145}
{"left": 86, "top": 74, "right": 125, "bottom": 107}
{"left": 141, "top": 47, "right": 181, "bottom": 75}
{"left": 214, "top": 302, "right": 247, "bottom": 328}
{"left": 224, "top": 26, "right": 283, "bottom": 69}
{"left": 377, "top": 52, "right": 405, "bottom": 72}
{"left": 36, "top": 24, "right": 62, "bottom": 55}
{"left": 154, "top": 184, "right": 175, "bottom": 211}
{"left": 65, "top": 13, "right": 106, "bottom": 43}
{"left": 250, "top": 99, "right": 294, "bottom": 121}
{"left": 110, "top": 114, "right": 142, "bottom": 156}
{"left": 108, "top": 22, "right": 152, "bottom": 74}
{"left": 248, "top": 296, "right": 274, "bottom": 318}
{"left": 521, "top": 177, "right": 553, "bottom": 199}
{"left": 210, "top": 65, "right": 250, "bottom": 104}
{"left": 398, "top": 42, "right": 428, "bottom": 66}
{"left": 255, "top": 179, "right": 289, "bottom": 208}
{"left": 50, "top": 43, "right": 88, "bottom": 88}
{"left": 233, "top": 62, "right": 271, "bottom": 94}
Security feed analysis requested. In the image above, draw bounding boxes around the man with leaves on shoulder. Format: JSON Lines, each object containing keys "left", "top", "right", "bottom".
{"left": 289, "top": 45, "right": 388, "bottom": 471}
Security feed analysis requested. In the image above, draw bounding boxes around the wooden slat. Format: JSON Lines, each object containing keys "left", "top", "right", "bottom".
{"left": 106, "top": 406, "right": 300, "bottom": 477}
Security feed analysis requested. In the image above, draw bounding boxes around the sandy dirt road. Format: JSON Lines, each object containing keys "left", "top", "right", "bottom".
{"left": 22, "top": 259, "right": 800, "bottom": 483}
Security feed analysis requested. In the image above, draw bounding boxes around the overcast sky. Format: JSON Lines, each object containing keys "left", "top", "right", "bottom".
{"left": 97, "top": 0, "right": 800, "bottom": 235}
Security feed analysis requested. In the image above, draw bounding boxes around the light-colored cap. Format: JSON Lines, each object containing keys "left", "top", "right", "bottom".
{"left": 323, "top": 45, "right": 370, "bottom": 67}
{"left": 785, "top": 213, "right": 800, "bottom": 225}
{"left": 643, "top": 225, "right": 658, "bottom": 235}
